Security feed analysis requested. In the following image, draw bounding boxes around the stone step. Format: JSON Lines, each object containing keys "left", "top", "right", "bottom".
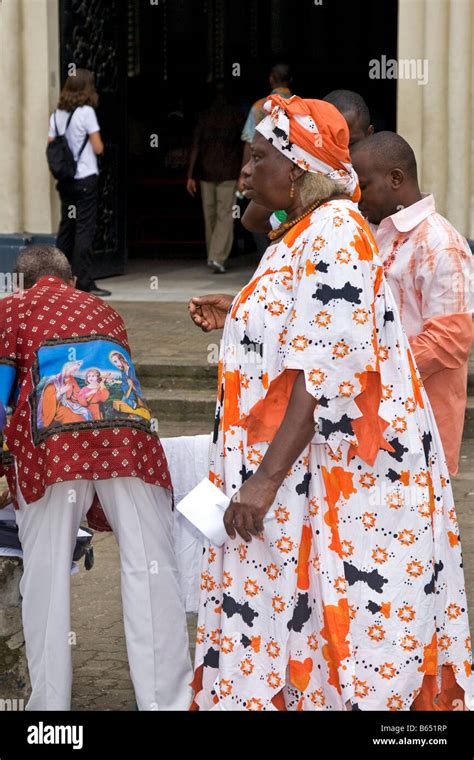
{"left": 135, "top": 362, "right": 217, "bottom": 391}
{"left": 158, "top": 418, "right": 213, "bottom": 438}
{"left": 142, "top": 386, "right": 216, "bottom": 424}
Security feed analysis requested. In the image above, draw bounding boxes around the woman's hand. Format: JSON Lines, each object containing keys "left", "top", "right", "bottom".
{"left": 188, "top": 293, "right": 234, "bottom": 332}
{"left": 223, "top": 472, "right": 279, "bottom": 542}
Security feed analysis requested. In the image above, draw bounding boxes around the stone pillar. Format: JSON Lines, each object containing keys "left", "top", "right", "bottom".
{"left": 397, "top": 0, "right": 473, "bottom": 238}
{"left": 21, "top": 0, "right": 61, "bottom": 234}
{"left": 0, "top": 0, "right": 60, "bottom": 237}
{"left": 0, "top": 0, "right": 23, "bottom": 234}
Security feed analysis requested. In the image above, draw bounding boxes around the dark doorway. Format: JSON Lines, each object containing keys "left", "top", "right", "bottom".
{"left": 126, "top": 0, "right": 398, "bottom": 261}
{"left": 59, "top": 0, "right": 398, "bottom": 271}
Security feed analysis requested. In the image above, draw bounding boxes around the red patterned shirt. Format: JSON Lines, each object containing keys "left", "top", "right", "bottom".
{"left": 0, "top": 276, "right": 171, "bottom": 505}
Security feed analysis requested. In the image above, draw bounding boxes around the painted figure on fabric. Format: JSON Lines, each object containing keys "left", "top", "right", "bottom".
{"left": 38, "top": 360, "right": 91, "bottom": 426}
{"left": 75, "top": 368, "right": 110, "bottom": 420}
{"left": 34, "top": 343, "right": 151, "bottom": 437}
{"left": 110, "top": 351, "right": 142, "bottom": 409}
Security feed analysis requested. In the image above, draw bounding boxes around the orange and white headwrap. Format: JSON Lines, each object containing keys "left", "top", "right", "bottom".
{"left": 255, "top": 94, "right": 361, "bottom": 202}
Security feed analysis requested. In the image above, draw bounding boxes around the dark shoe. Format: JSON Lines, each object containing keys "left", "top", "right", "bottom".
{"left": 89, "top": 285, "right": 111, "bottom": 297}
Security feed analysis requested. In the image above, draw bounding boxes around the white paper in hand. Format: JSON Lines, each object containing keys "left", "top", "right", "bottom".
{"left": 176, "top": 477, "right": 277, "bottom": 548}
{"left": 176, "top": 478, "right": 231, "bottom": 547}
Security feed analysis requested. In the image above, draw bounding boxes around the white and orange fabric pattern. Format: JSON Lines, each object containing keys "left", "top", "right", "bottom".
{"left": 255, "top": 95, "right": 360, "bottom": 201}
{"left": 373, "top": 193, "right": 474, "bottom": 476}
{"left": 191, "top": 199, "right": 473, "bottom": 711}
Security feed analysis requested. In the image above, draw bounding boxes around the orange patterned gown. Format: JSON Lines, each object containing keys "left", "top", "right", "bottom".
{"left": 191, "top": 199, "right": 473, "bottom": 711}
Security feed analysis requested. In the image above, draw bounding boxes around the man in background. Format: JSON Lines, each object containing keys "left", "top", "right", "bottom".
{"left": 187, "top": 81, "right": 243, "bottom": 274}
{"left": 239, "top": 63, "right": 292, "bottom": 255}
{"left": 323, "top": 89, "right": 374, "bottom": 147}
{"left": 352, "top": 131, "right": 474, "bottom": 476}
{"left": 240, "top": 62, "right": 293, "bottom": 169}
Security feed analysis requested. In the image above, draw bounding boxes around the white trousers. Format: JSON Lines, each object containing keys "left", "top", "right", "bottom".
{"left": 15, "top": 477, "right": 193, "bottom": 711}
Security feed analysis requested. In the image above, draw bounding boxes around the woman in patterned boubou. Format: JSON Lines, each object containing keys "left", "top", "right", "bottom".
{"left": 187, "top": 95, "right": 473, "bottom": 712}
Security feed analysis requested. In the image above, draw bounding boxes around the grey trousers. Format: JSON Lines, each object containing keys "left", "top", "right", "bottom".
{"left": 200, "top": 179, "right": 236, "bottom": 264}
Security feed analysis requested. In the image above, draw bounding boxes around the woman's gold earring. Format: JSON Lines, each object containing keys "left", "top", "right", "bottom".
{"left": 290, "top": 181, "right": 295, "bottom": 199}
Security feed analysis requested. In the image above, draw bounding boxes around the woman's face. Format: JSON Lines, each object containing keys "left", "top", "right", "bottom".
{"left": 111, "top": 355, "right": 124, "bottom": 370}
{"left": 86, "top": 371, "right": 100, "bottom": 386}
{"left": 241, "top": 132, "right": 296, "bottom": 210}
{"left": 64, "top": 361, "right": 81, "bottom": 377}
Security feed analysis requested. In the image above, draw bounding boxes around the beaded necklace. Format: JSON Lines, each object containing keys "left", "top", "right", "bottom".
{"left": 268, "top": 199, "right": 323, "bottom": 241}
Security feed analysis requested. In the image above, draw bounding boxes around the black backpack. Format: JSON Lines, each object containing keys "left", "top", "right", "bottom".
{"left": 46, "top": 109, "right": 89, "bottom": 181}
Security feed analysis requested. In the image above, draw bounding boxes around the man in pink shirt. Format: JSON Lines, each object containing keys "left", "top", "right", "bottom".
{"left": 352, "top": 131, "right": 473, "bottom": 475}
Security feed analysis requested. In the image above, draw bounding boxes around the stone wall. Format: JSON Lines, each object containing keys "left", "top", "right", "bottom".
{"left": 0, "top": 557, "right": 29, "bottom": 705}
{"left": 0, "top": 0, "right": 60, "bottom": 238}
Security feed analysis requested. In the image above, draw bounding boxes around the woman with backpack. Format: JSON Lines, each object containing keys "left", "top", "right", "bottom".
{"left": 47, "top": 68, "right": 110, "bottom": 297}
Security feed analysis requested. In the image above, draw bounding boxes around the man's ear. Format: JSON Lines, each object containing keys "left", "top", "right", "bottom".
{"left": 367, "top": 124, "right": 375, "bottom": 137}
{"left": 390, "top": 168, "right": 404, "bottom": 190}
{"left": 68, "top": 277, "right": 76, "bottom": 287}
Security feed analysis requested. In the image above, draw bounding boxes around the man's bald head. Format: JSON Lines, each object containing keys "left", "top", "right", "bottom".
{"left": 352, "top": 131, "right": 418, "bottom": 180}
{"left": 323, "top": 89, "right": 374, "bottom": 147}
{"left": 351, "top": 131, "right": 421, "bottom": 224}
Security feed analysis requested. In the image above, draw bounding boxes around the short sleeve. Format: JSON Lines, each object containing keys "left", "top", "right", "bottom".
{"left": 82, "top": 106, "right": 100, "bottom": 134}
{"left": 282, "top": 211, "right": 383, "bottom": 454}
{"left": 48, "top": 112, "right": 56, "bottom": 138}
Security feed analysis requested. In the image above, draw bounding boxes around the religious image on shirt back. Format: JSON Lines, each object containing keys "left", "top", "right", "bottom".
{"left": 30, "top": 337, "right": 152, "bottom": 444}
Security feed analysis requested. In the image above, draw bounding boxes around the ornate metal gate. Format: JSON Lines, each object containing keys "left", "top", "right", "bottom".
{"left": 59, "top": 0, "right": 127, "bottom": 278}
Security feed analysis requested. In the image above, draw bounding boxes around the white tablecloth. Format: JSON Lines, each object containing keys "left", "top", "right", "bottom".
{"left": 162, "top": 434, "right": 211, "bottom": 613}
